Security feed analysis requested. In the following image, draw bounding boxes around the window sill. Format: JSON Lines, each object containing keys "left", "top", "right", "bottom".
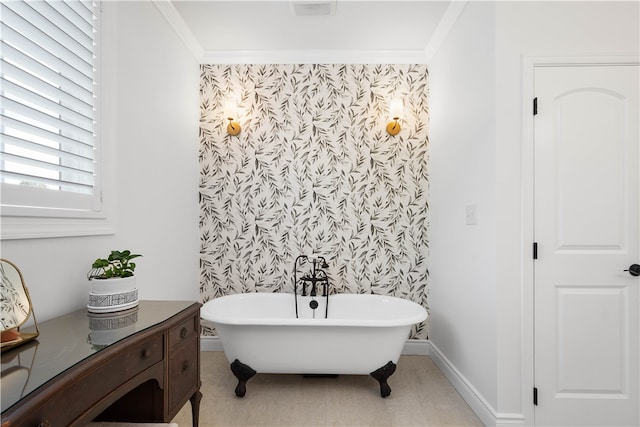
{"left": 1, "top": 216, "right": 114, "bottom": 240}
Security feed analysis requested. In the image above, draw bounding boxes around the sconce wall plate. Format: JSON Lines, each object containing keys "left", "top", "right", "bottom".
{"left": 227, "top": 120, "right": 241, "bottom": 136}
{"left": 386, "top": 119, "right": 401, "bottom": 136}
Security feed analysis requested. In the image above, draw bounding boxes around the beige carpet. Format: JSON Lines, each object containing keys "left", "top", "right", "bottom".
{"left": 172, "top": 351, "right": 482, "bottom": 427}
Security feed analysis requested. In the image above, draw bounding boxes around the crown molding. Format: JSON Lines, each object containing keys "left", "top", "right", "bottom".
{"left": 153, "top": 0, "right": 460, "bottom": 65}
{"left": 153, "top": 0, "right": 204, "bottom": 62}
{"left": 201, "top": 49, "right": 429, "bottom": 65}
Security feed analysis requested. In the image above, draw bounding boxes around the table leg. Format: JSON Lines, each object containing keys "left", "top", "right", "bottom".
{"left": 190, "top": 389, "right": 202, "bottom": 427}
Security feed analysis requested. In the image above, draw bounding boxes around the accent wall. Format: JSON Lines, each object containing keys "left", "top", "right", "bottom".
{"left": 199, "top": 64, "right": 430, "bottom": 339}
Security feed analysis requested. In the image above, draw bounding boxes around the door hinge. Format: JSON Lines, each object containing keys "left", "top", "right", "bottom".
{"left": 533, "top": 242, "right": 538, "bottom": 260}
{"left": 533, "top": 97, "right": 538, "bottom": 116}
{"left": 533, "top": 387, "right": 538, "bottom": 405}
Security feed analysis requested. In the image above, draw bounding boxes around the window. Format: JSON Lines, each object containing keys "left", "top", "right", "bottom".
{"left": 1, "top": 1, "right": 107, "bottom": 238}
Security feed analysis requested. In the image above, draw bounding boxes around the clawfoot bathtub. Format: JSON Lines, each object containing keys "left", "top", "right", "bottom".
{"left": 201, "top": 292, "right": 427, "bottom": 397}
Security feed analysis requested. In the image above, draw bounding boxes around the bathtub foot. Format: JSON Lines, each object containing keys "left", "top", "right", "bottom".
{"left": 230, "top": 359, "right": 256, "bottom": 397}
{"left": 370, "top": 361, "right": 396, "bottom": 398}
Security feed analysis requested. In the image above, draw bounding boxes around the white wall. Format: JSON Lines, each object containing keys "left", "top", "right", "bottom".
{"left": 430, "top": 1, "right": 639, "bottom": 425}
{"left": 429, "top": 0, "right": 498, "bottom": 417}
{"left": 109, "top": 1, "right": 200, "bottom": 303}
{"left": 0, "top": 2, "right": 201, "bottom": 322}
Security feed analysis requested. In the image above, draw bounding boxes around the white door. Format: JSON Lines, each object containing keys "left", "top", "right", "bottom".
{"left": 534, "top": 64, "right": 639, "bottom": 426}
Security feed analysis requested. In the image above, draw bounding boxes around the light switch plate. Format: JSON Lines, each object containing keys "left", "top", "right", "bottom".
{"left": 465, "top": 204, "right": 478, "bottom": 225}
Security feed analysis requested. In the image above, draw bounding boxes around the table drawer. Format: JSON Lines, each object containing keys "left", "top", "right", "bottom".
{"left": 168, "top": 314, "right": 198, "bottom": 350}
{"left": 168, "top": 338, "right": 199, "bottom": 413}
{"left": 19, "top": 334, "right": 163, "bottom": 427}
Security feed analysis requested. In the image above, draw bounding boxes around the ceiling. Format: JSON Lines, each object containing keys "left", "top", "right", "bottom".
{"left": 167, "top": 1, "right": 460, "bottom": 62}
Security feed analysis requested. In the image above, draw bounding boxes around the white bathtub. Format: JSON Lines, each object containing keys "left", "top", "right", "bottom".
{"left": 201, "top": 292, "right": 427, "bottom": 397}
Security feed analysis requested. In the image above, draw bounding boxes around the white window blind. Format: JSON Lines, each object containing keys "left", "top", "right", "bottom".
{"left": 0, "top": 0, "right": 101, "bottom": 217}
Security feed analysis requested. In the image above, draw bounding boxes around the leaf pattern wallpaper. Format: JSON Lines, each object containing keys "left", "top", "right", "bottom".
{"left": 200, "top": 64, "right": 430, "bottom": 339}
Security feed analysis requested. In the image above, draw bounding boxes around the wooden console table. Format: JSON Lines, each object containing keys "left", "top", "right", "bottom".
{"left": 1, "top": 300, "right": 202, "bottom": 427}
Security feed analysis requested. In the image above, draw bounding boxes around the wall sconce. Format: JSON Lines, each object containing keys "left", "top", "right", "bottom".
{"left": 386, "top": 99, "right": 403, "bottom": 136}
{"left": 224, "top": 101, "right": 241, "bottom": 136}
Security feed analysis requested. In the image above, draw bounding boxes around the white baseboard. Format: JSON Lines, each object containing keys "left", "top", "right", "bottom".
{"left": 427, "top": 342, "right": 496, "bottom": 426}
{"left": 494, "top": 413, "right": 526, "bottom": 427}
{"left": 427, "top": 342, "right": 524, "bottom": 427}
{"left": 200, "top": 335, "right": 223, "bottom": 351}
{"left": 198, "top": 336, "right": 523, "bottom": 427}
{"left": 403, "top": 338, "right": 430, "bottom": 355}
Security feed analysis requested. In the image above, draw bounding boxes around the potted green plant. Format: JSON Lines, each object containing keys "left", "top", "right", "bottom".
{"left": 87, "top": 250, "right": 142, "bottom": 313}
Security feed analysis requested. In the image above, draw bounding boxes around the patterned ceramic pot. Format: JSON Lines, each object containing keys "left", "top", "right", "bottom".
{"left": 87, "top": 276, "right": 138, "bottom": 313}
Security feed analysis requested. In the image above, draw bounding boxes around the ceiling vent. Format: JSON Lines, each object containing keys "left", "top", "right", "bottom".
{"left": 289, "top": 0, "right": 337, "bottom": 16}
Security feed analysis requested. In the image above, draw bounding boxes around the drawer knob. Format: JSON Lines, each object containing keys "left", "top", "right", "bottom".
{"left": 39, "top": 418, "right": 52, "bottom": 427}
{"left": 180, "top": 327, "right": 188, "bottom": 339}
{"left": 182, "top": 360, "right": 190, "bottom": 372}
{"left": 142, "top": 348, "right": 151, "bottom": 359}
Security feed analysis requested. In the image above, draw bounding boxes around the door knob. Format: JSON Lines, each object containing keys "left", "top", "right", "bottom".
{"left": 624, "top": 264, "right": 640, "bottom": 277}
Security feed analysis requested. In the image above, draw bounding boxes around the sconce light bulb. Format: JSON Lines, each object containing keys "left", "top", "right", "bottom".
{"left": 389, "top": 99, "right": 404, "bottom": 119}
{"left": 387, "top": 98, "right": 403, "bottom": 136}
{"left": 224, "top": 99, "right": 241, "bottom": 136}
